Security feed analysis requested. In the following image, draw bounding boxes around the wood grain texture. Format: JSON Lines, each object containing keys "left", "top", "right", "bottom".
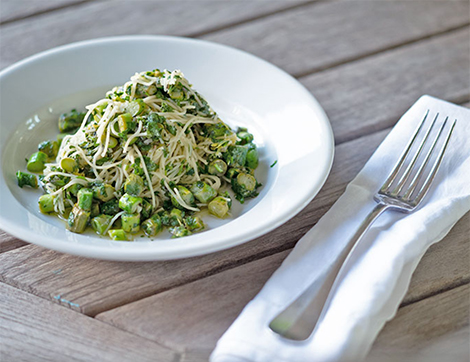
{"left": 368, "top": 284, "right": 469, "bottom": 362}
{"left": 95, "top": 213, "right": 469, "bottom": 352}
{"left": 0, "top": 283, "right": 177, "bottom": 362}
{"left": 302, "top": 27, "right": 470, "bottom": 144}
{"left": 0, "top": 0, "right": 84, "bottom": 23}
{"left": 0, "top": 229, "right": 27, "bottom": 253}
{"left": 0, "top": 128, "right": 392, "bottom": 316}
{"left": 97, "top": 250, "right": 289, "bottom": 352}
{"left": 202, "top": 1, "right": 470, "bottom": 77}
{"left": 0, "top": 0, "right": 311, "bottom": 70}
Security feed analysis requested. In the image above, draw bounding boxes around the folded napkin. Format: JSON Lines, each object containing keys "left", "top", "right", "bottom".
{"left": 210, "top": 95, "right": 470, "bottom": 362}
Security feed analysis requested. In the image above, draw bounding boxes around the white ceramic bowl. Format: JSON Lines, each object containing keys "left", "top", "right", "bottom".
{"left": 0, "top": 36, "right": 334, "bottom": 261}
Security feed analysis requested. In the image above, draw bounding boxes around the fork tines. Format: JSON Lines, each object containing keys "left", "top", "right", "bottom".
{"left": 379, "top": 110, "right": 457, "bottom": 206}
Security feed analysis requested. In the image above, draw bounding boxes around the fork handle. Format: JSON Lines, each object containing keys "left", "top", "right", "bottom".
{"left": 269, "top": 203, "right": 390, "bottom": 341}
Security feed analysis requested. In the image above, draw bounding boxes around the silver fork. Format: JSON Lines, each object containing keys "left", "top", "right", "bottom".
{"left": 269, "top": 110, "right": 457, "bottom": 341}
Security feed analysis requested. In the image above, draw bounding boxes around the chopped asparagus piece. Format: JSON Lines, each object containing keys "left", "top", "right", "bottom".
{"left": 16, "top": 171, "right": 38, "bottom": 188}
{"left": 27, "top": 151, "right": 47, "bottom": 172}
{"left": 38, "top": 194, "right": 54, "bottom": 213}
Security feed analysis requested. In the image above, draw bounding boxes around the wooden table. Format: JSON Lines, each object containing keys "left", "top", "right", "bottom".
{"left": 1, "top": 1, "right": 469, "bottom": 361}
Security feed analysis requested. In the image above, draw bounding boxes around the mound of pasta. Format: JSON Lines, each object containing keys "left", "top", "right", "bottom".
{"left": 17, "top": 69, "right": 261, "bottom": 240}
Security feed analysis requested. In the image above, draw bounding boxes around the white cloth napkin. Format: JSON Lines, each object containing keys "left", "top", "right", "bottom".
{"left": 210, "top": 95, "right": 470, "bottom": 362}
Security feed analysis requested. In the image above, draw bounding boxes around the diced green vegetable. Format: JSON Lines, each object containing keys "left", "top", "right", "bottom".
{"left": 59, "top": 109, "right": 86, "bottom": 133}
{"left": 126, "top": 99, "right": 145, "bottom": 116}
{"left": 38, "top": 194, "right": 54, "bottom": 213}
{"left": 171, "top": 185, "right": 195, "bottom": 209}
{"left": 93, "top": 183, "right": 115, "bottom": 202}
{"left": 237, "top": 131, "right": 254, "bottom": 145}
{"left": 60, "top": 157, "right": 78, "bottom": 173}
{"left": 190, "top": 181, "right": 216, "bottom": 204}
{"left": 141, "top": 214, "right": 163, "bottom": 237}
{"left": 108, "top": 137, "right": 118, "bottom": 148}
{"left": 108, "top": 229, "right": 130, "bottom": 241}
{"left": 119, "top": 193, "right": 142, "bottom": 213}
{"left": 68, "top": 183, "right": 83, "bottom": 197}
{"left": 224, "top": 145, "right": 248, "bottom": 168}
{"left": 77, "top": 188, "right": 93, "bottom": 211}
{"left": 185, "top": 216, "right": 204, "bottom": 231}
{"left": 246, "top": 148, "right": 259, "bottom": 169}
{"left": 102, "top": 199, "right": 120, "bottom": 215}
{"left": 208, "top": 159, "right": 228, "bottom": 176}
{"left": 16, "top": 171, "right": 38, "bottom": 188}
{"left": 121, "top": 213, "right": 140, "bottom": 233}
{"left": 67, "top": 204, "right": 90, "bottom": 233}
{"left": 38, "top": 140, "right": 59, "bottom": 159}
{"left": 226, "top": 168, "right": 241, "bottom": 179}
{"left": 27, "top": 151, "right": 47, "bottom": 172}
{"left": 170, "top": 226, "right": 191, "bottom": 238}
{"left": 141, "top": 199, "right": 153, "bottom": 219}
{"left": 124, "top": 174, "right": 144, "bottom": 196}
{"left": 91, "top": 214, "right": 113, "bottom": 235}
{"left": 231, "top": 173, "right": 258, "bottom": 202}
{"left": 117, "top": 113, "right": 136, "bottom": 133}
{"left": 208, "top": 196, "right": 231, "bottom": 218}
{"left": 90, "top": 202, "right": 100, "bottom": 217}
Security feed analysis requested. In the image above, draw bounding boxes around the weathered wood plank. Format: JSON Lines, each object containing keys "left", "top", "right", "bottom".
{"left": 0, "top": 128, "right": 391, "bottom": 316}
{"left": 96, "top": 250, "right": 288, "bottom": 353}
{"left": 0, "top": 229, "right": 27, "bottom": 253}
{"left": 0, "top": 283, "right": 177, "bottom": 362}
{"left": 203, "top": 1, "right": 470, "bottom": 77}
{"left": 302, "top": 27, "right": 470, "bottom": 144}
{"left": 95, "top": 214, "right": 469, "bottom": 352}
{"left": 404, "top": 213, "right": 470, "bottom": 305}
{"left": 368, "top": 284, "right": 469, "bottom": 362}
{"left": 0, "top": 0, "right": 311, "bottom": 70}
{"left": 0, "top": 0, "right": 83, "bottom": 24}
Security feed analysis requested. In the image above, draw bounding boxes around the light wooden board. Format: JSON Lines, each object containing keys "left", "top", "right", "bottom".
{"left": 96, "top": 250, "right": 289, "bottom": 353}
{"left": 0, "top": 230, "right": 27, "bottom": 253}
{"left": 0, "top": 283, "right": 177, "bottom": 362}
{"left": 202, "top": 1, "right": 470, "bottom": 77}
{"left": 368, "top": 284, "right": 469, "bottom": 362}
{"left": 0, "top": 0, "right": 84, "bottom": 23}
{"left": 302, "top": 27, "right": 470, "bottom": 143}
{"left": 95, "top": 214, "right": 469, "bottom": 352}
{"left": 0, "top": 0, "right": 311, "bottom": 70}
